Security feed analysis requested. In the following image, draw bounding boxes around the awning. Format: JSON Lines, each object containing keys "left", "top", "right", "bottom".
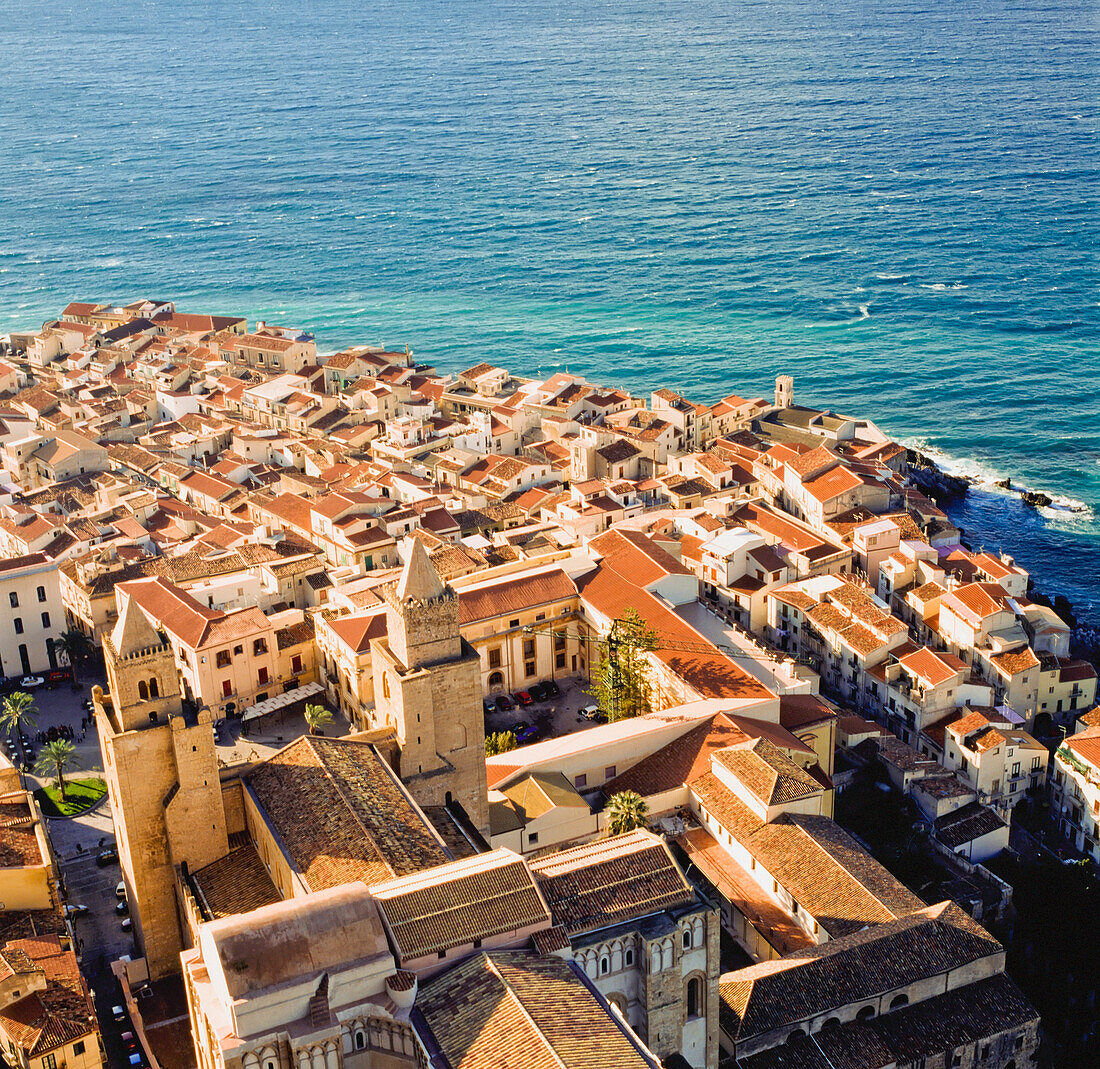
{"left": 241, "top": 682, "right": 324, "bottom": 722}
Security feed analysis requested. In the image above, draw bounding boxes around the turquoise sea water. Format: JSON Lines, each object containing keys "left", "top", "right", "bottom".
{"left": 1, "top": 1, "right": 1097, "bottom": 615}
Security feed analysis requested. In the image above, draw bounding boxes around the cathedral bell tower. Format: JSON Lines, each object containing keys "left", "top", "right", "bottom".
{"left": 370, "top": 538, "right": 489, "bottom": 836}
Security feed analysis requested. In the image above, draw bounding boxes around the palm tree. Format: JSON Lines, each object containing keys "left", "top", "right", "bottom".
{"left": 606, "top": 790, "right": 649, "bottom": 837}
{"left": 34, "top": 738, "right": 80, "bottom": 801}
{"left": 304, "top": 703, "right": 334, "bottom": 737}
{"left": 54, "top": 630, "right": 94, "bottom": 688}
{"left": 0, "top": 692, "right": 37, "bottom": 786}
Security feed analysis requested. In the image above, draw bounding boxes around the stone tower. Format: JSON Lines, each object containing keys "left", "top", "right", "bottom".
{"left": 96, "top": 585, "right": 228, "bottom": 979}
{"left": 370, "top": 538, "right": 489, "bottom": 836}
{"left": 775, "top": 374, "right": 793, "bottom": 409}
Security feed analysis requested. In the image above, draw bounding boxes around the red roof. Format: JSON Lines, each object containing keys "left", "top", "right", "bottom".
{"left": 578, "top": 531, "right": 772, "bottom": 702}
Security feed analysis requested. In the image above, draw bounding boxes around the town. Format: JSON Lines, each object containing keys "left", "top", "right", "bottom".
{"left": 0, "top": 298, "right": 1094, "bottom": 1069}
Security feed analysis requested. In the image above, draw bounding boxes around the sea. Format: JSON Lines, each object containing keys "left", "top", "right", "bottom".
{"left": 1, "top": 0, "right": 1097, "bottom": 618}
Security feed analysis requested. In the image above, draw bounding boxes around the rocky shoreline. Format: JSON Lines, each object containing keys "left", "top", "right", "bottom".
{"left": 907, "top": 448, "right": 1060, "bottom": 510}
{"left": 905, "top": 448, "right": 971, "bottom": 503}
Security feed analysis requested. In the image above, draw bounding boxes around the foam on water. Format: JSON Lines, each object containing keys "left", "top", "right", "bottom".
{"left": 0, "top": 0, "right": 1097, "bottom": 613}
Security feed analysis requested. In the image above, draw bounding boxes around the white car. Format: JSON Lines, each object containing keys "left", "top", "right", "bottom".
{"left": 18, "top": 676, "right": 43, "bottom": 689}
{"left": 63, "top": 904, "right": 89, "bottom": 918}
{"left": 579, "top": 704, "right": 602, "bottom": 721}
{"left": 116, "top": 881, "right": 127, "bottom": 899}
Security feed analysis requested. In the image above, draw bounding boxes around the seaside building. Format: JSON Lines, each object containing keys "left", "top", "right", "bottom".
{"left": 0, "top": 299, "right": 1055, "bottom": 1065}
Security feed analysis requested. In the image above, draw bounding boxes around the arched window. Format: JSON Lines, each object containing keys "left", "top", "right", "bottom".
{"left": 382, "top": 675, "right": 390, "bottom": 699}
{"left": 354, "top": 1030, "right": 365, "bottom": 1050}
{"left": 149, "top": 677, "right": 160, "bottom": 699}
{"left": 488, "top": 670, "right": 504, "bottom": 689}
{"left": 600, "top": 956, "right": 610, "bottom": 975}
{"left": 686, "top": 977, "right": 703, "bottom": 1018}
{"left": 137, "top": 680, "right": 148, "bottom": 700}
{"left": 786, "top": 1029, "right": 805, "bottom": 1045}
{"left": 890, "top": 994, "right": 909, "bottom": 1011}
{"left": 625, "top": 948, "right": 634, "bottom": 967}
{"left": 683, "top": 929, "right": 692, "bottom": 950}
{"left": 857, "top": 1005, "right": 876, "bottom": 1022}
{"left": 821, "top": 1017, "right": 841, "bottom": 1031}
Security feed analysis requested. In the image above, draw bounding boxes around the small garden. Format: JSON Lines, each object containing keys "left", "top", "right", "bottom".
{"left": 34, "top": 777, "right": 107, "bottom": 818}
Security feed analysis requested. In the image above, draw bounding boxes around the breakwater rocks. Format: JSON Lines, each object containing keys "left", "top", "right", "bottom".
{"left": 906, "top": 449, "right": 970, "bottom": 502}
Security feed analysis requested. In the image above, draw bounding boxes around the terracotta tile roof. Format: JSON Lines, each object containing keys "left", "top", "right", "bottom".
{"left": 719, "top": 900, "right": 1000, "bottom": 1043}
{"left": 1065, "top": 725, "right": 1100, "bottom": 769}
{"left": 771, "top": 587, "right": 818, "bottom": 612}
{"left": 786, "top": 445, "right": 837, "bottom": 479}
{"left": 989, "top": 645, "right": 1039, "bottom": 677}
{"left": 530, "top": 829, "right": 694, "bottom": 935}
{"left": 416, "top": 951, "right": 657, "bottom": 1069}
{"left": 677, "top": 828, "right": 815, "bottom": 955}
{"left": 713, "top": 738, "right": 823, "bottom": 806}
{"left": 691, "top": 776, "right": 922, "bottom": 938}
{"left": 371, "top": 850, "right": 550, "bottom": 960}
{"left": 898, "top": 647, "right": 966, "bottom": 688}
{"left": 324, "top": 609, "right": 387, "bottom": 654}
{"left": 457, "top": 567, "right": 578, "bottom": 626}
{"left": 243, "top": 737, "right": 449, "bottom": 892}
{"left": 941, "top": 581, "right": 1010, "bottom": 625}
{"left": 0, "top": 797, "right": 44, "bottom": 868}
{"left": 0, "top": 936, "right": 97, "bottom": 1057}
{"left": 933, "top": 802, "right": 1007, "bottom": 849}
{"left": 602, "top": 714, "right": 753, "bottom": 797}
{"left": 578, "top": 530, "right": 773, "bottom": 702}
{"left": 801, "top": 463, "right": 865, "bottom": 503}
{"left": 190, "top": 841, "right": 281, "bottom": 919}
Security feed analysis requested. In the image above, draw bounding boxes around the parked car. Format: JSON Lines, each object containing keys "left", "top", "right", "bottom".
{"left": 482, "top": 698, "right": 496, "bottom": 716}
{"left": 112, "top": 1005, "right": 127, "bottom": 1023}
{"left": 120, "top": 1032, "right": 138, "bottom": 1052}
{"left": 495, "top": 694, "right": 514, "bottom": 712}
{"left": 19, "top": 676, "right": 43, "bottom": 689}
{"left": 579, "top": 704, "right": 602, "bottom": 721}
{"left": 543, "top": 680, "right": 561, "bottom": 699}
{"left": 115, "top": 900, "right": 129, "bottom": 916}
{"left": 528, "top": 682, "right": 548, "bottom": 702}
{"left": 515, "top": 723, "right": 541, "bottom": 744}
{"left": 63, "top": 904, "right": 89, "bottom": 918}
{"left": 97, "top": 847, "right": 119, "bottom": 867}
{"left": 128, "top": 1054, "right": 145, "bottom": 1068}
{"left": 121, "top": 917, "right": 133, "bottom": 932}
{"left": 513, "top": 690, "right": 533, "bottom": 706}
{"left": 116, "top": 881, "right": 127, "bottom": 899}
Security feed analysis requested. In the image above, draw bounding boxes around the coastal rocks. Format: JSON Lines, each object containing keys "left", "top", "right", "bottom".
{"left": 905, "top": 449, "right": 970, "bottom": 502}
{"left": 1022, "top": 490, "right": 1053, "bottom": 509}
{"left": 994, "top": 478, "right": 1012, "bottom": 490}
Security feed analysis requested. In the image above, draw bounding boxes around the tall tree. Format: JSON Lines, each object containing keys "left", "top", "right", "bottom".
{"left": 606, "top": 790, "right": 649, "bottom": 837}
{"left": 485, "top": 730, "right": 518, "bottom": 756}
{"left": 587, "top": 608, "right": 659, "bottom": 721}
{"left": 54, "top": 629, "right": 94, "bottom": 688}
{"left": 0, "top": 692, "right": 38, "bottom": 787}
{"left": 304, "top": 703, "right": 334, "bottom": 736}
{"left": 34, "top": 738, "right": 80, "bottom": 801}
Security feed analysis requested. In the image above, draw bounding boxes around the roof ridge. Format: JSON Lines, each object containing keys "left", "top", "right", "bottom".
{"left": 487, "top": 955, "right": 569, "bottom": 1069}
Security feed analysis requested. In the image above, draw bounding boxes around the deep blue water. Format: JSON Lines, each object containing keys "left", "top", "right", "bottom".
{"left": 1, "top": 1, "right": 1097, "bottom": 615}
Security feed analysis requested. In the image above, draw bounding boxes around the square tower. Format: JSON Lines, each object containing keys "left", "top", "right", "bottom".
{"left": 371, "top": 539, "right": 489, "bottom": 836}
{"left": 95, "top": 594, "right": 228, "bottom": 979}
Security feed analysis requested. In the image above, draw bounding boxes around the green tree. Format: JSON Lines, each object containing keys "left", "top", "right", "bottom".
{"left": 304, "top": 703, "right": 334, "bottom": 736}
{"left": 485, "top": 730, "right": 518, "bottom": 756}
{"left": 0, "top": 691, "right": 37, "bottom": 786}
{"left": 587, "top": 608, "right": 659, "bottom": 721}
{"left": 34, "top": 738, "right": 80, "bottom": 800}
{"left": 606, "top": 790, "right": 649, "bottom": 837}
{"left": 54, "top": 630, "right": 94, "bottom": 688}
